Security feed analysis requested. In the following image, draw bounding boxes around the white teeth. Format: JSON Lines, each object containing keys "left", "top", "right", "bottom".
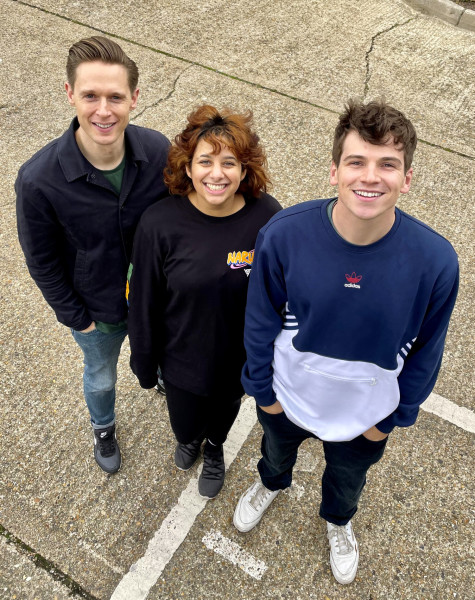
{"left": 355, "top": 190, "right": 382, "bottom": 197}
{"left": 95, "top": 123, "right": 113, "bottom": 129}
{"left": 206, "top": 183, "right": 226, "bottom": 191}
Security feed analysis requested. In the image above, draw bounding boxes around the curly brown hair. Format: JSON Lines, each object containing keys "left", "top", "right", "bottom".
{"left": 164, "top": 105, "right": 271, "bottom": 197}
{"left": 332, "top": 98, "right": 417, "bottom": 172}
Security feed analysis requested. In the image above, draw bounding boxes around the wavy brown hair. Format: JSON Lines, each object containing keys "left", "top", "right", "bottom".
{"left": 66, "top": 36, "right": 139, "bottom": 93}
{"left": 164, "top": 105, "right": 271, "bottom": 197}
{"left": 333, "top": 98, "right": 417, "bottom": 172}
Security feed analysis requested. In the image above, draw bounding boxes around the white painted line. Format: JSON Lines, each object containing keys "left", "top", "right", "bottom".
{"left": 111, "top": 391, "right": 473, "bottom": 599}
{"left": 202, "top": 529, "right": 268, "bottom": 580}
{"left": 110, "top": 398, "right": 258, "bottom": 600}
{"left": 421, "top": 392, "right": 475, "bottom": 433}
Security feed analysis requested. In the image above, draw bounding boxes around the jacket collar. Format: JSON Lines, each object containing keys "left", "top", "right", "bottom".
{"left": 57, "top": 117, "right": 149, "bottom": 182}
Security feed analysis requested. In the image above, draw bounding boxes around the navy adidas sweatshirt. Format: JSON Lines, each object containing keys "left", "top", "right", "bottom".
{"left": 241, "top": 199, "right": 459, "bottom": 441}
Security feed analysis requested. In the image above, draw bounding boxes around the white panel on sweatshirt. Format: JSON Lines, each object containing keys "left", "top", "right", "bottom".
{"left": 272, "top": 329, "right": 405, "bottom": 441}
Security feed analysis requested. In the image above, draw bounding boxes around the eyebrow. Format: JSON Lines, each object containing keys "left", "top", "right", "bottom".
{"left": 80, "top": 89, "right": 126, "bottom": 97}
{"left": 197, "top": 153, "right": 237, "bottom": 160}
{"left": 343, "top": 154, "right": 403, "bottom": 166}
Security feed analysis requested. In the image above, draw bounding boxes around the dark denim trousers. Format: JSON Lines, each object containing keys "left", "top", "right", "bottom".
{"left": 256, "top": 406, "right": 388, "bottom": 526}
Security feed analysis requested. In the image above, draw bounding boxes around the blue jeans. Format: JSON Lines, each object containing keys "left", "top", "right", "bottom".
{"left": 72, "top": 327, "right": 127, "bottom": 428}
{"left": 256, "top": 406, "right": 388, "bottom": 526}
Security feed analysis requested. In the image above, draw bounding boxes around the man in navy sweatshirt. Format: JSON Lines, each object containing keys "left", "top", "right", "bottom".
{"left": 16, "top": 36, "right": 169, "bottom": 474}
{"left": 233, "top": 99, "right": 459, "bottom": 584}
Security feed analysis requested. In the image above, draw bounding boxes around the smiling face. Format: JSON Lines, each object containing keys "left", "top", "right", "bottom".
{"left": 330, "top": 130, "right": 413, "bottom": 243}
{"left": 65, "top": 60, "right": 139, "bottom": 159}
{"left": 185, "top": 139, "right": 246, "bottom": 216}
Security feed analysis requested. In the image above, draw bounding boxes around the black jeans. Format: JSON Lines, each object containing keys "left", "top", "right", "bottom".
{"left": 163, "top": 379, "right": 242, "bottom": 446}
{"left": 256, "top": 406, "right": 388, "bottom": 526}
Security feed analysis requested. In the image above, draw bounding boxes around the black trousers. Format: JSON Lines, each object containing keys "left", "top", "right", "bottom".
{"left": 257, "top": 406, "right": 388, "bottom": 525}
{"left": 163, "top": 379, "right": 242, "bottom": 446}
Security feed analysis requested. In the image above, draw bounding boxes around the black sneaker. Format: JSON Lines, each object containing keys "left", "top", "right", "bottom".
{"left": 198, "top": 442, "right": 225, "bottom": 499}
{"left": 93, "top": 424, "right": 121, "bottom": 474}
{"left": 174, "top": 438, "right": 204, "bottom": 471}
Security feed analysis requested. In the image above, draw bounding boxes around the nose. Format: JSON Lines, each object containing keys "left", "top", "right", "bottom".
{"left": 210, "top": 162, "right": 224, "bottom": 179}
{"left": 96, "top": 97, "right": 110, "bottom": 117}
{"left": 361, "top": 163, "right": 380, "bottom": 183}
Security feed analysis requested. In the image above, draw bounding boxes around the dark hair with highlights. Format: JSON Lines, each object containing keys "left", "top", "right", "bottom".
{"left": 66, "top": 36, "right": 139, "bottom": 93}
{"left": 332, "top": 98, "right": 417, "bottom": 172}
{"left": 164, "top": 105, "right": 271, "bottom": 197}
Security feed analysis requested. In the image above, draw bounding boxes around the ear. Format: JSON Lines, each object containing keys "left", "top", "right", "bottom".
{"left": 240, "top": 166, "right": 247, "bottom": 182}
{"left": 65, "top": 82, "right": 75, "bottom": 106}
{"left": 330, "top": 161, "right": 338, "bottom": 186}
{"left": 185, "top": 163, "right": 192, "bottom": 179}
{"left": 130, "top": 88, "right": 139, "bottom": 110}
{"left": 400, "top": 167, "right": 413, "bottom": 194}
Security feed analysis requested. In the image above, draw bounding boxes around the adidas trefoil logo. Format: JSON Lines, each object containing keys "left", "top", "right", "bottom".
{"left": 344, "top": 272, "right": 362, "bottom": 289}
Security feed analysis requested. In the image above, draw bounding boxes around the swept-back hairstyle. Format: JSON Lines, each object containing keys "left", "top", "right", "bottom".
{"left": 332, "top": 98, "right": 417, "bottom": 172}
{"left": 164, "top": 105, "right": 271, "bottom": 197}
{"left": 66, "top": 36, "right": 139, "bottom": 93}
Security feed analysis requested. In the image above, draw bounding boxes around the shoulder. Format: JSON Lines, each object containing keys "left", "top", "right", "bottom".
{"left": 16, "top": 136, "right": 62, "bottom": 183}
{"left": 139, "top": 195, "right": 184, "bottom": 223}
{"left": 260, "top": 198, "right": 328, "bottom": 234}
{"left": 126, "top": 124, "right": 170, "bottom": 152}
{"left": 398, "top": 210, "right": 458, "bottom": 269}
{"left": 246, "top": 192, "right": 283, "bottom": 217}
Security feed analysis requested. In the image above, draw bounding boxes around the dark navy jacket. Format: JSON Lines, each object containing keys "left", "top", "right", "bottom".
{"left": 16, "top": 118, "right": 170, "bottom": 330}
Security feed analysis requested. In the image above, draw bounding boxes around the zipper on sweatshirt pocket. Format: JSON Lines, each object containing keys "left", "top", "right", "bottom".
{"left": 303, "top": 364, "right": 377, "bottom": 386}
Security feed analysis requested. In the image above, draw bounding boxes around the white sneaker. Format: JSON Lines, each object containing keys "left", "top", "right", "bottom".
{"left": 233, "top": 481, "right": 280, "bottom": 532}
{"left": 326, "top": 521, "right": 359, "bottom": 584}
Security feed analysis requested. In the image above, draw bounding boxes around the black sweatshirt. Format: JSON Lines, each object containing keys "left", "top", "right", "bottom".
{"left": 128, "top": 193, "right": 282, "bottom": 396}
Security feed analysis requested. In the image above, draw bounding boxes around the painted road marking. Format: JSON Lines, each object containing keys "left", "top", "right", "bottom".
{"left": 422, "top": 392, "right": 475, "bottom": 433}
{"left": 110, "top": 397, "right": 258, "bottom": 600}
{"left": 111, "top": 391, "right": 473, "bottom": 599}
{"left": 202, "top": 530, "right": 267, "bottom": 580}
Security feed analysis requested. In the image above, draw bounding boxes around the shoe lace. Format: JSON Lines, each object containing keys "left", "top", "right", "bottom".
{"left": 330, "top": 525, "right": 354, "bottom": 556}
{"left": 202, "top": 450, "right": 224, "bottom": 480}
{"left": 250, "top": 485, "right": 273, "bottom": 510}
{"left": 98, "top": 432, "right": 116, "bottom": 457}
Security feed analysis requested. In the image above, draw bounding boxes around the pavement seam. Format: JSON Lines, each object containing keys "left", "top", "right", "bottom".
{"left": 364, "top": 17, "right": 417, "bottom": 97}
{"left": 0, "top": 523, "right": 101, "bottom": 600}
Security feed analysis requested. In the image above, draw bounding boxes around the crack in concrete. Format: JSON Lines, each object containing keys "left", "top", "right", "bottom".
{"left": 0, "top": 523, "right": 100, "bottom": 599}
{"left": 130, "top": 64, "right": 194, "bottom": 123}
{"left": 364, "top": 17, "right": 416, "bottom": 97}
{"left": 9, "top": 0, "right": 474, "bottom": 160}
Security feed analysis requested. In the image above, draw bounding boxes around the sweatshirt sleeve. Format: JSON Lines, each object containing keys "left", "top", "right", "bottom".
{"left": 376, "top": 255, "right": 459, "bottom": 433}
{"left": 241, "top": 228, "right": 287, "bottom": 406}
{"left": 15, "top": 172, "right": 91, "bottom": 331}
{"left": 127, "top": 218, "right": 164, "bottom": 389}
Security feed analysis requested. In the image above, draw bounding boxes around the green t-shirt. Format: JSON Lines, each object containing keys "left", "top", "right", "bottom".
{"left": 100, "top": 154, "right": 126, "bottom": 196}
{"left": 94, "top": 155, "right": 127, "bottom": 333}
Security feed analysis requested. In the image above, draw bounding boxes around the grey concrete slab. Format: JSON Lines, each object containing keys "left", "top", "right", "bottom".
{"left": 0, "top": 535, "right": 71, "bottom": 599}
{"left": 27, "top": 0, "right": 475, "bottom": 156}
{"left": 0, "top": 0, "right": 474, "bottom": 598}
{"left": 146, "top": 412, "right": 474, "bottom": 600}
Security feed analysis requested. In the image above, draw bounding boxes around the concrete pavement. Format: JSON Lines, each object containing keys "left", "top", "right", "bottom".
{"left": 0, "top": 0, "right": 474, "bottom": 598}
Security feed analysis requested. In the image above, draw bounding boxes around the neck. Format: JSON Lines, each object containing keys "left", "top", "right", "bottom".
{"left": 332, "top": 202, "right": 395, "bottom": 246}
{"left": 75, "top": 129, "right": 125, "bottom": 170}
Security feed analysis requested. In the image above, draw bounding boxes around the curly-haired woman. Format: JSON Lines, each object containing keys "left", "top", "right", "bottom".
{"left": 127, "top": 105, "right": 281, "bottom": 498}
